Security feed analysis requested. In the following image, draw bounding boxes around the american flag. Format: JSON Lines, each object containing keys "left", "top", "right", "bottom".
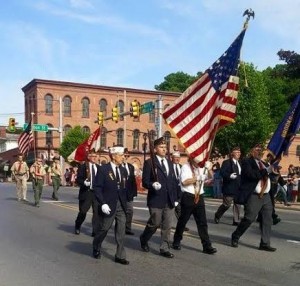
{"left": 18, "top": 120, "right": 34, "bottom": 155}
{"left": 162, "top": 29, "right": 246, "bottom": 166}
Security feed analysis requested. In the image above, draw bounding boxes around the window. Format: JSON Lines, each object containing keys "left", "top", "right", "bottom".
{"left": 82, "top": 126, "right": 90, "bottom": 134}
{"left": 149, "top": 109, "right": 155, "bottom": 123}
{"left": 117, "top": 100, "right": 124, "bottom": 121}
{"left": 149, "top": 130, "right": 156, "bottom": 142}
{"left": 82, "top": 97, "right": 90, "bottom": 118}
{"left": 116, "top": 128, "right": 124, "bottom": 146}
{"left": 296, "top": 145, "right": 300, "bottom": 156}
{"left": 99, "top": 99, "right": 107, "bottom": 117}
{"left": 101, "top": 127, "right": 107, "bottom": 149}
{"left": 133, "top": 129, "right": 140, "bottom": 150}
{"left": 164, "top": 131, "right": 171, "bottom": 149}
{"left": 64, "top": 124, "right": 72, "bottom": 135}
{"left": 63, "top": 96, "right": 72, "bottom": 117}
{"left": 46, "top": 124, "right": 53, "bottom": 146}
{"left": 45, "top": 94, "right": 53, "bottom": 115}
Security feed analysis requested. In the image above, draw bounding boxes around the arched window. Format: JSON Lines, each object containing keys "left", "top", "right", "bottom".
{"left": 45, "top": 94, "right": 53, "bottom": 115}
{"left": 63, "top": 96, "right": 72, "bottom": 117}
{"left": 164, "top": 131, "right": 171, "bottom": 149}
{"left": 82, "top": 126, "right": 90, "bottom": 134}
{"left": 99, "top": 98, "right": 107, "bottom": 117}
{"left": 46, "top": 124, "right": 53, "bottom": 146}
{"left": 100, "top": 127, "right": 107, "bottom": 149}
{"left": 82, "top": 97, "right": 90, "bottom": 118}
{"left": 116, "top": 128, "right": 124, "bottom": 146}
{"left": 133, "top": 129, "right": 140, "bottom": 150}
{"left": 149, "top": 109, "right": 155, "bottom": 123}
{"left": 64, "top": 124, "right": 72, "bottom": 135}
{"left": 149, "top": 130, "right": 156, "bottom": 142}
{"left": 117, "top": 100, "right": 124, "bottom": 121}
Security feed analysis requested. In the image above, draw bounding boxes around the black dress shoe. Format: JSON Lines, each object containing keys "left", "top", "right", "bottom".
{"left": 115, "top": 257, "right": 129, "bottom": 265}
{"left": 172, "top": 243, "right": 181, "bottom": 250}
{"left": 214, "top": 215, "right": 220, "bottom": 224}
{"left": 93, "top": 249, "right": 101, "bottom": 259}
{"left": 231, "top": 235, "right": 239, "bottom": 248}
{"left": 232, "top": 221, "right": 239, "bottom": 226}
{"left": 125, "top": 230, "right": 135, "bottom": 235}
{"left": 91, "top": 232, "right": 95, "bottom": 237}
{"left": 259, "top": 245, "right": 276, "bottom": 252}
{"left": 160, "top": 251, "right": 174, "bottom": 258}
{"left": 140, "top": 237, "right": 150, "bottom": 252}
{"left": 273, "top": 217, "right": 281, "bottom": 225}
{"left": 203, "top": 246, "right": 217, "bottom": 254}
{"left": 184, "top": 227, "right": 190, "bottom": 232}
{"left": 75, "top": 228, "right": 80, "bottom": 235}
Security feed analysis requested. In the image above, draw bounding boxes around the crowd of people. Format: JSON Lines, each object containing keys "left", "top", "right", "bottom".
{"left": 10, "top": 140, "right": 299, "bottom": 265}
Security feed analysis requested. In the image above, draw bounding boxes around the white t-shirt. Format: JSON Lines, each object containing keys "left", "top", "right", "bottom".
{"left": 179, "top": 163, "right": 205, "bottom": 195}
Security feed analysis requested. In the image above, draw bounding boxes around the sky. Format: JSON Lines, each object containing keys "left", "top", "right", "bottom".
{"left": 1, "top": 0, "right": 300, "bottom": 126}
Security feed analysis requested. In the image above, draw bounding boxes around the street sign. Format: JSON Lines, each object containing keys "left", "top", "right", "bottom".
{"left": 23, "top": 123, "right": 49, "bottom": 132}
{"left": 140, "top": 101, "right": 154, "bottom": 114}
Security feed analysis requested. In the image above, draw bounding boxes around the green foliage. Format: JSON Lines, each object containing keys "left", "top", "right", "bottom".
{"left": 277, "top": 49, "right": 300, "bottom": 78}
{"left": 154, "top": 71, "right": 201, "bottom": 93}
{"left": 58, "top": 126, "right": 89, "bottom": 160}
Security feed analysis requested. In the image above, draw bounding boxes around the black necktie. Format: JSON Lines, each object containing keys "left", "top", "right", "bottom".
{"left": 116, "top": 166, "right": 120, "bottom": 183}
{"left": 175, "top": 164, "right": 179, "bottom": 178}
{"left": 91, "top": 164, "right": 96, "bottom": 189}
{"left": 161, "top": 159, "right": 167, "bottom": 175}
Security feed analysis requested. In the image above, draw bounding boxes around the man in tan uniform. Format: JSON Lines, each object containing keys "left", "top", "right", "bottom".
{"left": 48, "top": 157, "right": 62, "bottom": 200}
{"left": 30, "top": 157, "right": 47, "bottom": 207}
{"left": 11, "top": 154, "right": 30, "bottom": 201}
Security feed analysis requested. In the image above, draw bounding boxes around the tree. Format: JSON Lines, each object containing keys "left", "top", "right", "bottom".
{"left": 277, "top": 49, "right": 300, "bottom": 78}
{"left": 58, "top": 126, "right": 89, "bottom": 161}
{"left": 155, "top": 71, "right": 201, "bottom": 93}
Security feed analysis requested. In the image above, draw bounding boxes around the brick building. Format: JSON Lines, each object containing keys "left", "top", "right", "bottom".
{"left": 21, "top": 79, "right": 184, "bottom": 169}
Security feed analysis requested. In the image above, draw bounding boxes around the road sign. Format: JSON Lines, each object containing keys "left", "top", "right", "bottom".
{"left": 140, "top": 101, "right": 154, "bottom": 114}
{"left": 23, "top": 123, "right": 49, "bottom": 132}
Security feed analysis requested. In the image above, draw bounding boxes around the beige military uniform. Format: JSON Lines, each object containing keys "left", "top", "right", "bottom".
{"left": 11, "top": 160, "right": 29, "bottom": 201}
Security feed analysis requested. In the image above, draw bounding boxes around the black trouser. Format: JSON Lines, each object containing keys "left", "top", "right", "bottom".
{"left": 173, "top": 192, "right": 211, "bottom": 249}
{"left": 75, "top": 191, "right": 99, "bottom": 232}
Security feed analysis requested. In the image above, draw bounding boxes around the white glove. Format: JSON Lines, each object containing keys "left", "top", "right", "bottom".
{"left": 197, "top": 174, "right": 207, "bottom": 181}
{"left": 152, "top": 182, "right": 162, "bottom": 190}
{"left": 204, "top": 161, "right": 212, "bottom": 170}
{"left": 230, "top": 173, "right": 237, "bottom": 179}
{"left": 266, "top": 165, "right": 273, "bottom": 173}
{"left": 84, "top": 179, "right": 91, "bottom": 187}
{"left": 174, "top": 201, "right": 179, "bottom": 207}
{"left": 101, "top": 204, "right": 111, "bottom": 215}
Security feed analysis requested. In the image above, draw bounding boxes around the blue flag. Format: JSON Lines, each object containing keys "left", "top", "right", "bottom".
{"left": 267, "top": 94, "right": 300, "bottom": 159}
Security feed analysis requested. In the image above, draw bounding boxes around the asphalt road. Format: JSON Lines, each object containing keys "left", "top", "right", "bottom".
{"left": 0, "top": 183, "right": 299, "bottom": 286}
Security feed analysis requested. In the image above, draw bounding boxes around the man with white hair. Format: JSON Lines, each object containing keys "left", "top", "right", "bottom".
{"left": 92, "top": 146, "right": 129, "bottom": 265}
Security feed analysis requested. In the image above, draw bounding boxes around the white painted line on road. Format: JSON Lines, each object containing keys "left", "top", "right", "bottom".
{"left": 133, "top": 206, "right": 149, "bottom": 211}
{"left": 287, "top": 240, "right": 300, "bottom": 244}
{"left": 42, "top": 200, "right": 66, "bottom": 203}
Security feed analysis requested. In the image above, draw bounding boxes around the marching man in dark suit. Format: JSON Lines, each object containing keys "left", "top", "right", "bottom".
{"left": 214, "top": 147, "right": 242, "bottom": 225}
{"left": 74, "top": 149, "right": 99, "bottom": 235}
{"left": 231, "top": 144, "right": 276, "bottom": 251}
{"left": 92, "top": 146, "right": 129, "bottom": 265}
{"left": 122, "top": 148, "right": 138, "bottom": 235}
{"left": 140, "top": 137, "right": 179, "bottom": 258}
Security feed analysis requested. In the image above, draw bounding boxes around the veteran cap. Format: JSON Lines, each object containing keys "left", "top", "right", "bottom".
{"left": 109, "top": 146, "right": 125, "bottom": 154}
{"left": 153, "top": 137, "right": 166, "bottom": 147}
{"left": 172, "top": 151, "right": 181, "bottom": 157}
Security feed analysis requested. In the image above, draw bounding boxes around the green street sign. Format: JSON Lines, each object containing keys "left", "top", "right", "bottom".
{"left": 23, "top": 123, "right": 49, "bottom": 132}
{"left": 140, "top": 101, "right": 154, "bottom": 114}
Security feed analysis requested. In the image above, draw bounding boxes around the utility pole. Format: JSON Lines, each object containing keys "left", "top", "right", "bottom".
{"left": 156, "top": 95, "right": 163, "bottom": 138}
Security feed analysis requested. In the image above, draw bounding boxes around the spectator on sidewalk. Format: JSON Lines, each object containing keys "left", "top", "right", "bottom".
{"left": 212, "top": 162, "right": 222, "bottom": 199}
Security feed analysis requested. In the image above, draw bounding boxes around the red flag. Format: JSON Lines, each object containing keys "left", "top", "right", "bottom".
{"left": 162, "top": 29, "right": 246, "bottom": 166}
{"left": 67, "top": 128, "right": 101, "bottom": 162}
{"left": 18, "top": 120, "right": 34, "bottom": 155}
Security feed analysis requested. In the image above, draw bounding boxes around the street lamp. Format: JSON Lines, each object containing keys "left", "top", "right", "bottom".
{"left": 143, "top": 133, "right": 148, "bottom": 163}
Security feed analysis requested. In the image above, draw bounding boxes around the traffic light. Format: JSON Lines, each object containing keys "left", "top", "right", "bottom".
{"left": 130, "top": 100, "right": 140, "bottom": 118}
{"left": 112, "top": 107, "right": 119, "bottom": 123}
{"left": 8, "top": 117, "right": 16, "bottom": 132}
{"left": 98, "top": 111, "right": 104, "bottom": 125}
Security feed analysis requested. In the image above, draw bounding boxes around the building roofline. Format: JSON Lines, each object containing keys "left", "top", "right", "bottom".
{"left": 22, "top": 78, "right": 181, "bottom": 97}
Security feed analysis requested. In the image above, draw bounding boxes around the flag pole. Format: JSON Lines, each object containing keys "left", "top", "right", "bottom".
{"left": 31, "top": 112, "right": 36, "bottom": 161}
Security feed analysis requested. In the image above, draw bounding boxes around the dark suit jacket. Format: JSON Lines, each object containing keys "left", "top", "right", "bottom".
{"left": 76, "top": 162, "right": 100, "bottom": 200}
{"left": 124, "top": 162, "right": 138, "bottom": 201}
{"left": 220, "top": 158, "right": 241, "bottom": 196}
{"left": 93, "top": 163, "right": 127, "bottom": 217}
{"left": 142, "top": 157, "right": 179, "bottom": 209}
{"left": 235, "top": 157, "right": 269, "bottom": 205}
